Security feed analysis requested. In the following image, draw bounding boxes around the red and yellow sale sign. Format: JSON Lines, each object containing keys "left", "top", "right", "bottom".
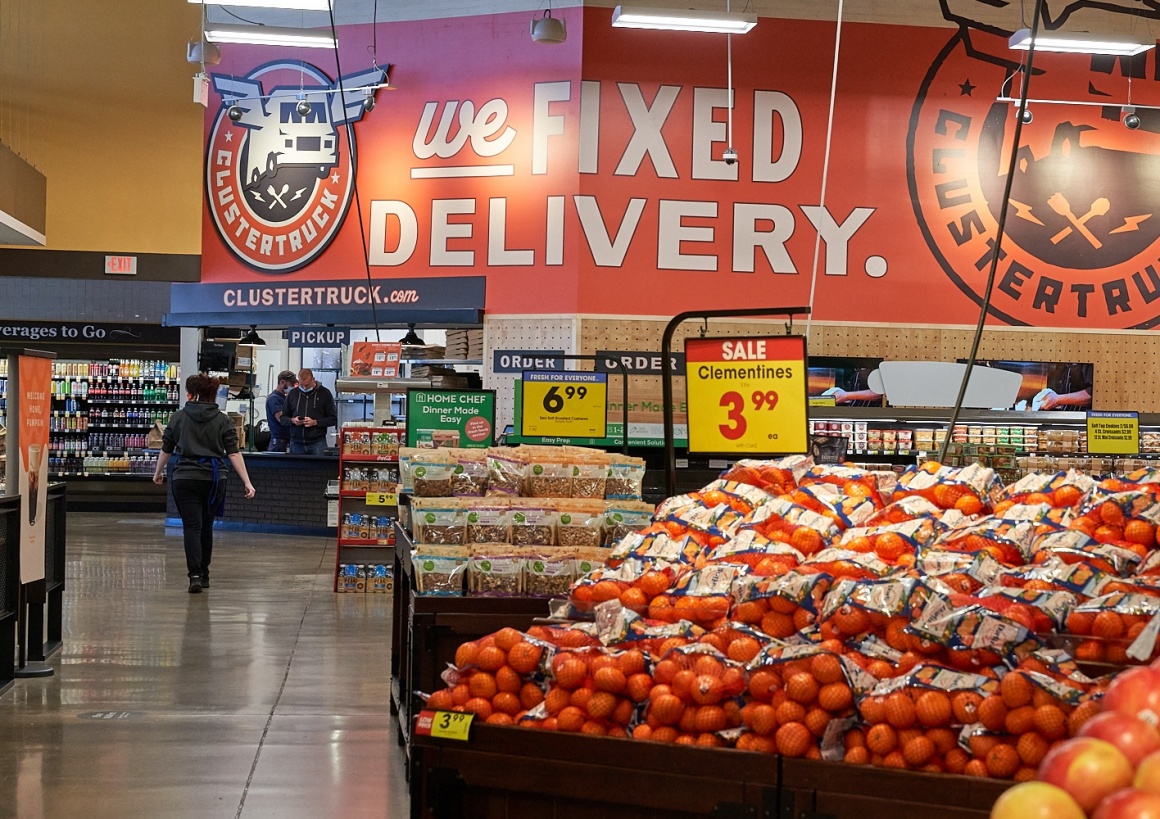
{"left": 685, "top": 337, "right": 807, "bottom": 455}
{"left": 18, "top": 355, "right": 51, "bottom": 584}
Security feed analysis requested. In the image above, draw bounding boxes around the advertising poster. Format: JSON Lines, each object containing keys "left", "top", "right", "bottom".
{"left": 195, "top": 7, "right": 1160, "bottom": 331}
{"left": 18, "top": 355, "right": 51, "bottom": 584}
{"left": 405, "top": 389, "right": 496, "bottom": 449}
{"left": 349, "top": 341, "right": 402, "bottom": 377}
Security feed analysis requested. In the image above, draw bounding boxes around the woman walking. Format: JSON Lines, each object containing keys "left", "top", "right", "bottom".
{"left": 153, "top": 373, "right": 256, "bottom": 593}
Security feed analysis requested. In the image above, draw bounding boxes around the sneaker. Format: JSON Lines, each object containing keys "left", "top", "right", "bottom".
{"left": 188, "top": 577, "right": 202, "bottom": 594}
{"left": 201, "top": 574, "right": 210, "bottom": 589}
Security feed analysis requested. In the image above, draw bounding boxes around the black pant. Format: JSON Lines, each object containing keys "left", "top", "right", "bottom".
{"left": 171, "top": 478, "right": 220, "bottom": 579}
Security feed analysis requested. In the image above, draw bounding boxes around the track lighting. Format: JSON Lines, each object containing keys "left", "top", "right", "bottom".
{"left": 1008, "top": 27, "right": 1154, "bottom": 57}
{"left": 1123, "top": 107, "right": 1142, "bottom": 130}
{"left": 227, "top": 102, "right": 244, "bottom": 122}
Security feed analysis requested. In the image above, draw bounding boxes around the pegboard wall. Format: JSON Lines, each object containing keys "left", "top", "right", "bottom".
{"left": 484, "top": 315, "right": 580, "bottom": 430}
{"left": 577, "top": 317, "right": 1160, "bottom": 413}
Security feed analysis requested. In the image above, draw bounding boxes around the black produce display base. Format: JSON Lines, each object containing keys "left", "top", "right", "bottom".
{"left": 14, "top": 664, "right": 53, "bottom": 678}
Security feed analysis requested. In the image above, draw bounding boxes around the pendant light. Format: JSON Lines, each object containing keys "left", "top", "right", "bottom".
{"left": 240, "top": 325, "right": 267, "bottom": 346}
{"left": 400, "top": 324, "right": 423, "bottom": 346}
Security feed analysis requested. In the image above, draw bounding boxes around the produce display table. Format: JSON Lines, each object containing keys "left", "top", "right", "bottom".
{"left": 780, "top": 757, "right": 1008, "bottom": 819}
{"left": 410, "top": 723, "right": 779, "bottom": 819}
{"left": 390, "top": 525, "right": 549, "bottom": 761}
{"left": 410, "top": 724, "right": 1010, "bottom": 819}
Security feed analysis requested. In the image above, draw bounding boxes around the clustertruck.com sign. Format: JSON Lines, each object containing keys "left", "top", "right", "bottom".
{"left": 406, "top": 388, "right": 496, "bottom": 449}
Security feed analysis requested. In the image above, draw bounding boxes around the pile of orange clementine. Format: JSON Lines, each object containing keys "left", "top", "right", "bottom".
{"left": 419, "top": 461, "right": 1160, "bottom": 780}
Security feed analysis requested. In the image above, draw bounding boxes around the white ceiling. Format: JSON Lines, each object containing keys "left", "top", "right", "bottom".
{"left": 198, "top": 1, "right": 1160, "bottom": 39}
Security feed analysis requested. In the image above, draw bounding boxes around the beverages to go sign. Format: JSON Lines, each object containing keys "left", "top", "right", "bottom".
{"left": 684, "top": 336, "right": 808, "bottom": 455}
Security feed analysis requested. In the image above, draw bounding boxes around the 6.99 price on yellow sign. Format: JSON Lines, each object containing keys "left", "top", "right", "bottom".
{"left": 521, "top": 371, "right": 608, "bottom": 439}
{"left": 685, "top": 336, "right": 808, "bottom": 455}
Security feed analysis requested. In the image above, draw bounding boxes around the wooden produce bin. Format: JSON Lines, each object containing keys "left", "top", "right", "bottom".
{"left": 391, "top": 524, "right": 551, "bottom": 757}
{"left": 411, "top": 723, "right": 779, "bottom": 819}
{"left": 779, "top": 757, "right": 1009, "bottom": 819}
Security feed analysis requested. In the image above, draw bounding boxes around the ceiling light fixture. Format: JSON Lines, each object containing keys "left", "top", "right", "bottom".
{"left": 188, "top": 0, "right": 333, "bottom": 10}
{"left": 1008, "top": 28, "right": 1155, "bottom": 56}
{"left": 240, "top": 326, "right": 267, "bottom": 346}
{"left": 227, "top": 102, "right": 244, "bottom": 121}
{"left": 611, "top": 5, "right": 757, "bottom": 34}
{"left": 400, "top": 324, "right": 423, "bottom": 346}
{"left": 295, "top": 94, "right": 312, "bottom": 116}
{"left": 531, "top": 4, "right": 567, "bottom": 44}
{"left": 204, "top": 23, "right": 336, "bottom": 49}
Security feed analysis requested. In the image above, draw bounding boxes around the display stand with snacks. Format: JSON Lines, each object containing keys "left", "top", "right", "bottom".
{"left": 334, "top": 425, "right": 404, "bottom": 593}
{"left": 391, "top": 443, "right": 651, "bottom": 766}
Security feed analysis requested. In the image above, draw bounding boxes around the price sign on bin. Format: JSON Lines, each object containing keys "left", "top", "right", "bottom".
{"left": 684, "top": 336, "right": 808, "bottom": 455}
{"left": 520, "top": 371, "right": 608, "bottom": 439}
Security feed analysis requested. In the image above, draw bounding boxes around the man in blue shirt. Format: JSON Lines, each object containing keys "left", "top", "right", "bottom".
{"left": 265, "top": 370, "right": 297, "bottom": 452}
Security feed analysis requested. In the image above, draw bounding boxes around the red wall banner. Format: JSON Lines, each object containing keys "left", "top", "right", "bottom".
{"left": 200, "top": 7, "right": 1160, "bottom": 329}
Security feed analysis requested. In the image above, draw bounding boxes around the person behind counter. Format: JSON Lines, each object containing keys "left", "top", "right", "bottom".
{"left": 282, "top": 368, "right": 338, "bottom": 455}
{"left": 153, "top": 373, "right": 256, "bottom": 594}
{"left": 265, "top": 369, "right": 298, "bottom": 452}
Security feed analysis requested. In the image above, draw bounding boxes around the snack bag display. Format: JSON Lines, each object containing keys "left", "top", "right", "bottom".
{"left": 602, "top": 502, "right": 656, "bottom": 547}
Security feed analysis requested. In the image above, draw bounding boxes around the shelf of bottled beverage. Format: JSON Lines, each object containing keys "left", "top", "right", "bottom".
{"left": 0, "top": 358, "right": 180, "bottom": 478}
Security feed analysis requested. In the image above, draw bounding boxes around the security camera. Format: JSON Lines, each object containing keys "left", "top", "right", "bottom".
{"left": 723, "top": 147, "right": 738, "bottom": 166}
{"left": 1123, "top": 107, "right": 1142, "bottom": 130}
{"left": 227, "top": 103, "right": 243, "bottom": 122}
{"left": 1018, "top": 108, "right": 1033, "bottom": 125}
{"left": 296, "top": 97, "right": 312, "bottom": 117}
{"left": 363, "top": 88, "right": 375, "bottom": 113}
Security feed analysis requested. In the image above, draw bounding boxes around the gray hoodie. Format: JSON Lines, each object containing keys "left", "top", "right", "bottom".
{"left": 161, "top": 401, "right": 240, "bottom": 481}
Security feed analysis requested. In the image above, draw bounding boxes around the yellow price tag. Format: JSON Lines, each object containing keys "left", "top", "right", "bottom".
{"left": 685, "top": 336, "right": 808, "bottom": 455}
{"left": 430, "top": 710, "right": 474, "bottom": 741}
{"left": 1087, "top": 411, "right": 1139, "bottom": 455}
{"left": 520, "top": 371, "right": 608, "bottom": 438}
{"left": 365, "top": 492, "right": 398, "bottom": 506}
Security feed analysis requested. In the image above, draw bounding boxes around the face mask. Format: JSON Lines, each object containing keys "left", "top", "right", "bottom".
{"left": 299, "top": 385, "right": 314, "bottom": 393}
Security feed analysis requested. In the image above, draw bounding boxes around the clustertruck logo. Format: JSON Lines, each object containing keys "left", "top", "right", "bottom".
{"left": 207, "top": 61, "right": 384, "bottom": 273}
{"left": 909, "top": 1, "right": 1160, "bottom": 328}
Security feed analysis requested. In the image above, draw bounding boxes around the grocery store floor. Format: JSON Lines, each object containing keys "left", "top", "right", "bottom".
{"left": 0, "top": 513, "right": 409, "bottom": 818}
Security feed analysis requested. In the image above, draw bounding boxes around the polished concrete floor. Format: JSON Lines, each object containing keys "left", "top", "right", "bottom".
{"left": 0, "top": 513, "right": 408, "bottom": 818}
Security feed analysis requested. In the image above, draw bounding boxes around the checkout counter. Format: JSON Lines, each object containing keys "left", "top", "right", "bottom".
{"left": 164, "top": 452, "right": 338, "bottom": 536}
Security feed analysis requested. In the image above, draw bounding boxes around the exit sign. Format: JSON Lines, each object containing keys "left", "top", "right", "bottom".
{"left": 104, "top": 255, "right": 138, "bottom": 275}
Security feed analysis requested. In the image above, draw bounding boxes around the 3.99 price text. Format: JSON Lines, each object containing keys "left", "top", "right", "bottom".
{"left": 718, "top": 390, "right": 780, "bottom": 440}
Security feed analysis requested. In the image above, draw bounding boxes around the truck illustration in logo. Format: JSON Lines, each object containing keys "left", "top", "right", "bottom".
{"left": 213, "top": 65, "right": 382, "bottom": 185}
{"left": 205, "top": 61, "right": 385, "bottom": 274}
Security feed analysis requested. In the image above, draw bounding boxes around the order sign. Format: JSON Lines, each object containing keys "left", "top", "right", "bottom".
{"left": 521, "top": 371, "right": 608, "bottom": 439}
{"left": 685, "top": 336, "right": 808, "bottom": 455}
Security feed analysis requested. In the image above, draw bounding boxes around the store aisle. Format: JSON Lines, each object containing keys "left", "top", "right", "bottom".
{"left": 0, "top": 513, "right": 408, "bottom": 818}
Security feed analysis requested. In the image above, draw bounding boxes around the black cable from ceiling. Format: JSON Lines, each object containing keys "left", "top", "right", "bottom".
{"left": 937, "top": 0, "right": 1046, "bottom": 463}
{"left": 327, "top": 1, "right": 382, "bottom": 342}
